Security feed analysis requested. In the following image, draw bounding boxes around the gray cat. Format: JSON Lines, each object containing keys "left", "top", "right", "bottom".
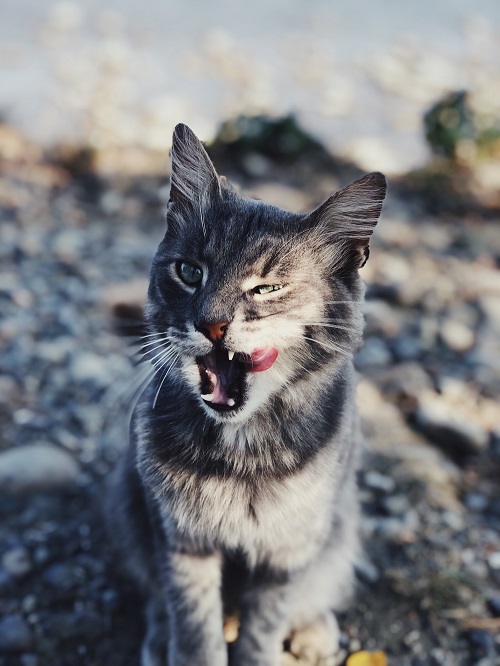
{"left": 107, "top": 123, "right": 386, "bottom": 666}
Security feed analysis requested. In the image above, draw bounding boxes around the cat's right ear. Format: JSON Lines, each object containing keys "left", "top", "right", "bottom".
{"left": 168, "top": 123, "right": 221, "bottom": 209}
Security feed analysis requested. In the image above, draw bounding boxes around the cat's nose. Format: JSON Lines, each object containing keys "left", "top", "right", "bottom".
{"left": 196, "top": 321, "right": 229, "bottom": 342}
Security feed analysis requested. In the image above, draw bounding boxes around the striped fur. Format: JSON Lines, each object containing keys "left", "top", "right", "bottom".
{"left": 107, "top": 124, "right": 386, "bottom": 665}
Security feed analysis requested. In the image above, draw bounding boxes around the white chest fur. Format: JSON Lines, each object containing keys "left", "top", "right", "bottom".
{"left": 162, "top": 443, "right": 342, "bottom": 572}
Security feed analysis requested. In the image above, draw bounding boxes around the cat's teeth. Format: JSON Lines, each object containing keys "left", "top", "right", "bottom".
{"left": 227, "top": 398, "right": 235, "bottom": 407}
{"left": 201, "top": 393, "right": 214, "bottom": 402}
{"left": 228, "top": 350, "right": 235, "bottom": 361}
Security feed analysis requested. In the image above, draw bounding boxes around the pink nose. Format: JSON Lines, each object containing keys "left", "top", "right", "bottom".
{"left": 198, "top": 321, "right": 229, "bottom": 342}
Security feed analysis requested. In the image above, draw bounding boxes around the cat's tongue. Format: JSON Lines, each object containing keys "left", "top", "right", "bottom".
{"left": 245, "top": 347, "right": 278, "bottom": 373}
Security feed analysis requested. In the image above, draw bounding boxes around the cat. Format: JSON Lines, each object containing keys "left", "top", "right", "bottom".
{"left": 107, "top": 123, "right": 386, "bottom": 666}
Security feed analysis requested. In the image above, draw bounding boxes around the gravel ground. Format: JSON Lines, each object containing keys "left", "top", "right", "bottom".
{"left": 0, "top": 127, "right": 499, "bottom": 665}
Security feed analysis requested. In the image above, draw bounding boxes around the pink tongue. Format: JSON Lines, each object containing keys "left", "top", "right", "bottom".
{"left": 246, "top": 347, "right": 278, "bottom": 372}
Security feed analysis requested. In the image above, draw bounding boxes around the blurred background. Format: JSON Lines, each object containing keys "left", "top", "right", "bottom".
{"left": 2, "top": 0, "right": 500, "bottom": 174}
{"left": 0, "top": 2, "right": 499, "bottom": 665}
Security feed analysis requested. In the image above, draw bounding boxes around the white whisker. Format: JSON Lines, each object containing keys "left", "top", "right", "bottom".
{"left": 153, "top": 355, "right": 180, "bottom": 409}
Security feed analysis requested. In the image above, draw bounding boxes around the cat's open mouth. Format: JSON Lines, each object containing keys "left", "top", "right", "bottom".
{"left": 196, "top": 346, "right": 278, "bottom": 412}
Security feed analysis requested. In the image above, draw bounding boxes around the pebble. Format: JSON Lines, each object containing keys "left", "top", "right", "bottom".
{"left": 362, "top": 470, "right": 396, "bottom": 494}
{"left": 487, "top": 551, "right": 500, "bottom": 570}
{"left": 20, "top": 656, "right": 39, "bottom": 666}
{"left": 415, "top": 404, "right": 489, "bottom": 458}
{"left": 0, "top": 444, "right": 80, "bottom": 494}
{"left": 355, "top": 556, "right": 380, "bottom": 584}
{"left": 1, "top": 546, "right": 32, "bottom": 578}
{"left": 465, "top": 493, "right": 489, "bottom": 513}
{"left": 486, "top": 596, "right": 500, "bottom": 618}
{"left": 43, "top": 562, "right": 80, "bottom": 591}
{"left": 465, "top": 628, "right": 495, "bottom": 653}
{"left": 382, "top": 494, "right": 411, "bottom": 516}
{"left": 71, "top": 351, "right": 110, "bottom": 387}
{"left": 0, "top": 615, "right": 33, "bottom": 652}
{"left": 354, "top": 337, "right": 392, "bottom": 369}
{"left": 440, "top": 318, "right": 475, "bottom": 353}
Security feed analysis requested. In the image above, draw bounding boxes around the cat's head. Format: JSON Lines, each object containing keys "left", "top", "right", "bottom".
{"left": 146, "top": 124, "right": 386, "bottom": 422}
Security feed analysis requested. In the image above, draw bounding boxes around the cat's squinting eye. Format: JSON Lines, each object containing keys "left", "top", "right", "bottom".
{"left": 252, "top": 284, "right": 283, "bottom": 295}
{"left": 177, "top": 261, "right": 203, "bottom": 285}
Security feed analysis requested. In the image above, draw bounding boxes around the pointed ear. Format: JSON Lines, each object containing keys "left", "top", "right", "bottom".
{"left": 169, "top": 123, "right": 221, "bottom": 208}
{"left": 308, "top": 172, "right": 386, "bottom": 268}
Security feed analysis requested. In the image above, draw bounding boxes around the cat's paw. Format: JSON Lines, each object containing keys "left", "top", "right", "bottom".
{"left": 286, "top": 612, "right": 340, "bottom": 665}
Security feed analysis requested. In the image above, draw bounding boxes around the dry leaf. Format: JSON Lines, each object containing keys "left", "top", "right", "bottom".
{"left": 346, "top": 650, "right": 388, "bottom": 666}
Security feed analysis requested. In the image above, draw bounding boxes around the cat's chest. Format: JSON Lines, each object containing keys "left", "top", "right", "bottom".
{"left": 164, "top": 448, "right": 339, "bottom": 570}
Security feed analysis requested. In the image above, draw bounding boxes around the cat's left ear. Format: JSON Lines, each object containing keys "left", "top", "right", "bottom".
{"left": 169, "top": 123, "right": 221, "bottom": 208}
{"left": 308, "top": 172, "right": 386, "bottom": 268}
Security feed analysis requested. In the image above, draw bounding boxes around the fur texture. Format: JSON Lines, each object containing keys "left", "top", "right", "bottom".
{"left": 107, "top": 124, "right": 386, "bottom": 666}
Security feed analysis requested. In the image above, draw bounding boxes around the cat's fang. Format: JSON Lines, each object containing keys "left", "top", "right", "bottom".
{"left": 201, "top": 393, "right": 214, "bottom": 401}
{"left": 228, "top": 350, "right": 235, "bottom": 361}
{"left": 227, "top": 398, "right": 235, "bottom": 407}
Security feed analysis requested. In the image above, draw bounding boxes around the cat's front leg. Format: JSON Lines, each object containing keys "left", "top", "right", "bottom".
{"left": 232, "top": 570, "right": 296, "bottom": 666}
{"left": 166, "top": 548, "right": 227, "bottom": 666}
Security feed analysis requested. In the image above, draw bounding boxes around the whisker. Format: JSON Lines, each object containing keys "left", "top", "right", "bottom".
{"left": 141, "top": 336, "right": 170, "bottom": 349}
{"left": 148, "top": 346, "right": 177, "bottom": 365}
{"left": 153, "top": 354, "right": 180, "bottom": 409}
{"left": 297, "top": 322, "right": 360, "bottom": 334}
{"left": 141, "top": 331, "right": 170, "bottom": 339}
{"left": 303, "top": 336, "right": 352, "bottom": 358}
{"left": 285, "top": 332, "right": 352, "bottom": 358}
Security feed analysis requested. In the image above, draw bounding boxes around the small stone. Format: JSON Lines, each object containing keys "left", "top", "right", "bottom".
{"left": 440, "top": 319, "right": 475, "bottom": 353}
{"left": 487, "top": 551, "right": 500, "bottom": 570}
{"left": 20, "top": 656, "right": 38, "bottom": 666}
{"left": 71, "top": 352, "right": 110, "bottom": 386}
{"left": 355, "top": 556, "right": 380, "bottom": 584}
{"left": 100, "top": 190, "right": 124, "bottom": 215}
{"left": 0, "top": 615, "right": 33, "bottom": 652}
{"left": 415, "top": 404, "right": 489, "bottom": 459}
{"left": 42, "top": 562, "right": 79, "bottom": 591}
{"left": 354, "top": 337, "right": 392, "bottom": 369}
{"left": 486, "top": 596, "right": 500, "bottom": 618}
{"left": 1, "top": 546, "right": 32, "bottom": 578}
{"left": 382, "top": 494, "right": 410, "bottom": 516}
{"left": 465, "top": 493, "right": 488, "bottom": 513}
{"left": 362, "top": 470, "right": 396, "bottom": 494}
{"left": 0, "top": 444, "right": 80, "bottom": 494}
{"left": 465, "top": 629, "right": 495, "bottom": 653}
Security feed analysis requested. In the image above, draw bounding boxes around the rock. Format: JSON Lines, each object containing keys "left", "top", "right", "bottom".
{"left": 486, "top": 596, "right": 500, "bottom": 618}
{"left": 382, "top": 494, "right": 410, "bottom": 516}
{"left": 362, "top": 470, "right": 396, "bottom": 494}
{"left": 1, "top": 546, "right": 32, "bottom": 578}
{"left": 414, "top": 403, "right": 489, "bottom": 459}
{"left": 43, "top": 562, "right": 80, "bottom": 591}
{"left": 487, "top": 552, "right": 500, "bottom": 570}
{"left": 0, "top": 615, "right": 33, "bottom": 652}
{"left": 440, "top": 318, "right": 475, "bottom": 352}
{"left": 0, "top": 444, "right": 80, "bottom": 494}
{"left": 70, "top": 352, "right": 110, "bottom": 386}
{"left": 355, "top": 556, "right": 380, "bottom": 584}
{"left": 465, "top": 493, "right": 488, "bottom": 513}
{"left": 376, "top": 362, "right": 432, "bottom": 404}
{"left": 20, "top": 656, "right": 38, "bottom": 666}
{"left": 354, "top": 338, "right": 392, "bottom": 369}
{"left": 465, "top": 629, "right": 495, "bottom": 655}
{"left": 391, "top": 335, "right": 422, "bottom": 361}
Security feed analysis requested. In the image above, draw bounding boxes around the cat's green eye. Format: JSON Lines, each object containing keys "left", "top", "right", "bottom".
{"left": 253, "top": 284, "right": 283, "bottom": 295}
{"left": 177, "top": 261, "right": 203, "bottom": 285}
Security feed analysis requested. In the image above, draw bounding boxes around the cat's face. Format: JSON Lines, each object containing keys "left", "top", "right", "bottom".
{"left": 145, "top": 124, "right": 386, "bottom": 422}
